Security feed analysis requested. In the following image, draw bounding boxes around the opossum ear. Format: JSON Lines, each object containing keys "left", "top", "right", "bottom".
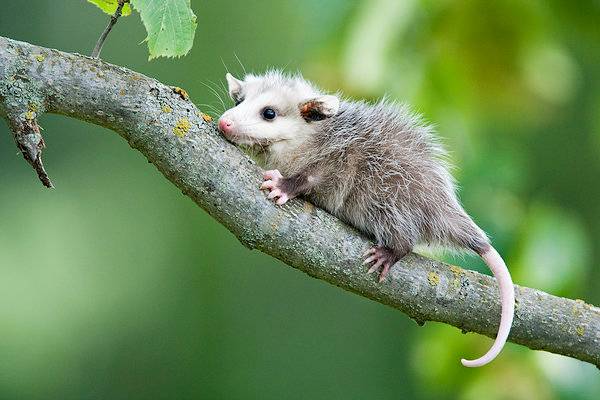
{"left": 299, "top": 95, "right": 339, "bottom": 122}
{"left": 225, "top": 73, "right": 244, "bottom": 103}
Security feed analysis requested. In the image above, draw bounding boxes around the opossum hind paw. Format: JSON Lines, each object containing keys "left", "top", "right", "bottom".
{"left": 363, "top": 246, "right": 398, "bottom": 282}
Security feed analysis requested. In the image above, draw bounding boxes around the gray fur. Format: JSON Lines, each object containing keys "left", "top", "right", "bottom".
{"left": 267, "top": 97, "right": 489, "bottom": 257}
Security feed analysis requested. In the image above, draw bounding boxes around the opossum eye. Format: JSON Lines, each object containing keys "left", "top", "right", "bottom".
{"left": 262, "top": 108, "right": 277, "bottom": 120}
{"left": 234, "top": 97, "right": 244, "bottom": 106}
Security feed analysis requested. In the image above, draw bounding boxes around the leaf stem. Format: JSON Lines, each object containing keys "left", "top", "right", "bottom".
{"left": 90, "top": 0, "right": 129, "bottom": 59}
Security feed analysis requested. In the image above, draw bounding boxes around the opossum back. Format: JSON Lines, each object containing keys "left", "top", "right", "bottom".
{"left": 316, "top": 100, "right": 487, "bottom": 251}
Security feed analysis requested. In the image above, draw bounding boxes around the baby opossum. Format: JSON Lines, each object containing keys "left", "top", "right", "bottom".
{"left": 217, "top": 70, "right": 515, "bottom": 368}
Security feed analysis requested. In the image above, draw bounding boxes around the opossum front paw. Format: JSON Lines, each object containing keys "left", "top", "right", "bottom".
{"left": 261, "top": 169, "right": 292, "bottom": 205}
{"left": 363, "top": 246, "right": 398, "bottom": 283}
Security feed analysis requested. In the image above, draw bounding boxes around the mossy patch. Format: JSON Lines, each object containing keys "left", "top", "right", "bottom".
{"left": 450, "top": 265, "right": 463, "bottom": 275}
{"left": 35, "top": 54, "right": 45, "bottom": 62}
{"left": 575, "top": 299, "right": 589, "bottom": 308}
{"left": 173, "top": 118, "right": 191, "bottom": 138}
{"left": 162, "top": 105, "right": 173, "bottom": 113}
{"left": 571, "top": 299, "right": 588, "bottom": 317}
{"left": 200, "top": 112, "right": 212, "bottom": 122}
{"left": 173, "top": 86, "right": 189, "bottom": 100}
{"left": 576, "top": 325, "right": 585, "bottom": 337}
{"left": 427, "top": 271, "right": 440, "bottom": 286}
{"left": 449, "top": 265, "right": 464, "bottom": 289}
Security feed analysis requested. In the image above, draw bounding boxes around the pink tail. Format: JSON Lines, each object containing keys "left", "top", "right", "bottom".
{"left": 461, "top": 246, "right": 515, "bottom": 367}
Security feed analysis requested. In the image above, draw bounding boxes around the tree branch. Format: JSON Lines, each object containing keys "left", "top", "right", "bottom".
{"left": 1, "top": 36, "right": 599, "bottom": 367}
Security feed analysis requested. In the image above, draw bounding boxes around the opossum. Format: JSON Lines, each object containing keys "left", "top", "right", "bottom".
{"left": 217, "top": 70, "right": 515, "bottom": 368}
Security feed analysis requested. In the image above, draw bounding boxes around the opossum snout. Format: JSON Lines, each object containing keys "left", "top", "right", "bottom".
{"left": 218, "top": 117, "right": 234, "bottom": 134}
{"left": 218, "top": 117, "right": 243, "bottom": 143}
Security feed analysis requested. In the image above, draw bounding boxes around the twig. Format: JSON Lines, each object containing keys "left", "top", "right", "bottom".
{"left": 1, "top": 36, "right": 599, "bottom": 367}
{"left": 90, "top": 0, "right": 129, "bottom": 58}
{"left": 12, "top": 116, "right": 53, "bottom": 188}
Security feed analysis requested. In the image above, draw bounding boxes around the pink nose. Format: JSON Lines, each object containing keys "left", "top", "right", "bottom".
{"left": 218, "top": 118, "right": 233, "bottom": 133}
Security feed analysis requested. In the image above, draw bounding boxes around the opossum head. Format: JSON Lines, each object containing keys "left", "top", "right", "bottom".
{"left": 218, "top": 70, "right": 339, "bottom": 148}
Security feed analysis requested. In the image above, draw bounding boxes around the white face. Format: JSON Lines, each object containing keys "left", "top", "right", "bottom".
{"left": 217, "top": 71, "right": 339, "bottom": 148}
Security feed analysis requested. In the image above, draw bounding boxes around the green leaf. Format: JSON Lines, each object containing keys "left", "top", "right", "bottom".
{"left": 87, "top": 0, "right": 132, "bottom": 16}
{"left": 131, "top": 0, "right": 197, "bottom": 60}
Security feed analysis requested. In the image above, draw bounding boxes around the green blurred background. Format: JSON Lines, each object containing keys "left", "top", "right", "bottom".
{"left": 1, "top": 0, "right": 599, "bottom": 398}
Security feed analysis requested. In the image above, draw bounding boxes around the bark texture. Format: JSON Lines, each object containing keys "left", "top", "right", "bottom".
{"left": 1, "top": 36, "right": 599, "bottom": 367}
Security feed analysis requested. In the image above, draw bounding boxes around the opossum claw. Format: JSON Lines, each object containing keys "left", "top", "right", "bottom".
{"left": 264, "top": 169, "right": 283, "bottom": 181}
{"left": 363, "top": 255, "right": 377, "bottom": 265}
{"left": 367, "top": 258, "right": 385, "bottom": 273}
{"left": 268, "top": 189, "right": 282, "bottom": 199}
{"left": 276, "top": 194, "right": 289, "bottom": 205}
{"left": 379, "top": 264, "right": 392, "bottom": 282}
{"left": 260, "top": 180, "right": 275, "bottom": 189}
{"left": 363, "top": 247, "right": 377, "bottom": 257}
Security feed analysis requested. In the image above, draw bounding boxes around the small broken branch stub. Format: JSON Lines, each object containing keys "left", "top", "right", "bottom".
{"left": 10, "top": 115, "right": 53, "bottom": 188}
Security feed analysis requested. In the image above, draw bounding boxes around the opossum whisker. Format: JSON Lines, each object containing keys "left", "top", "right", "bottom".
{"left": 207, "top": 79, "right": 228, "bottom": 98}
{"left": 200, "top": 81, "right": 227, "bottom": 112}
{"left": 234, "top": 52, "right": 247, "bottom": 75}
{"left": 220, "top": 57, "right": 230, "bottom": 74}
{"left": 197, "top": 103, "right": 222, "bottom": 115}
